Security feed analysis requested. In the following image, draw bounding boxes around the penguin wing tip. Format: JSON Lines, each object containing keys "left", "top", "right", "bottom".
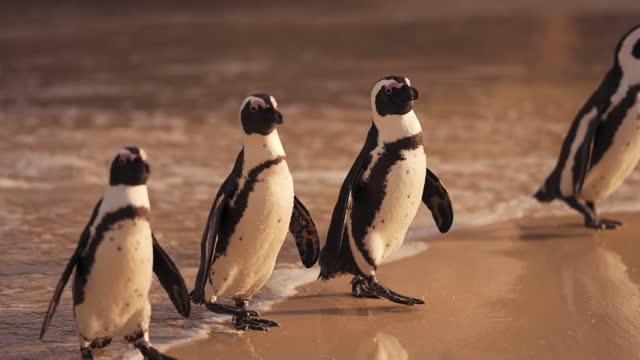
{"left": 533, "top": 189, "right": 554, "bottom": 203}
{"left": 181, "top": 307, "right": 191, "bottom": 318}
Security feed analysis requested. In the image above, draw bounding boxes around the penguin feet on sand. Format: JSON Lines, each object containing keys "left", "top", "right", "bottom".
{"left": 585, "top": 218, "right": 623, "bottom": 230}
{"left": 351, "top": 276, "right": 383, "bottom": 299}
{"left": 205, "top": 301, "right": 279, "bottom": 332}
{"left": 79, "top": 337, "right": 112, "bottom": 359}
{"left": 135, "top": 343, "right": 177, "bottom": 360}
{"left": 80, "top": 347, "right": 93, "bottom": 360}
{"left": 564, "top": 197, "right": 623, "bottom": 231}
{"left": 234, "top": 313, "right": 280, "bottom": 332}
{"left": 125, "top": 330, "right": 177, "bottom": 360}
{"left": 351, "top": 276, "right": 424, "bottom": 306}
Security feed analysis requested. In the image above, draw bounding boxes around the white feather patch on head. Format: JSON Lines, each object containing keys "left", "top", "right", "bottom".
{"left": 138, "top": 148, "right": 148, "bottom": 161}
{"left": 269, "top": 96, "right": 278, "bottom": 109}
{"left": 618, "top": 27, "right": 640, "bottom": 84}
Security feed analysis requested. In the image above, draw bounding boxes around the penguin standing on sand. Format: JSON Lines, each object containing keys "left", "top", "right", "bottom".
{"left": 535, "top": 24, "right": 640, "bottom": 229}
{"left": 40, "top": 147, "right": 190, "bottom": 360}
{"left": 319, "top": 76, "right": 454, "bottom": 305}
{"left": 190, "top": 94, "right": 320, "bottom": 331}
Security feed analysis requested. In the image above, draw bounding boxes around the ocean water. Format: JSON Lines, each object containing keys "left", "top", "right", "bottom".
{"left": 2, "top": 2, "right": 640, "bottom": 358}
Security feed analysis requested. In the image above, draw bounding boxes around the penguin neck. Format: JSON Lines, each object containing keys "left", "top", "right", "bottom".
{"left": 242, "top": 130, "right": 286, "bottom": 170}
{"left": 372, "top": 110, "right": 423, "bottom": 141}
{"left": 101, "top": 184, "right": 150, "bottom": 214}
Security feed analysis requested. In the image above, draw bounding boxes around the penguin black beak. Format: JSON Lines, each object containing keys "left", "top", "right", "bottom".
{"left": 394, "top": 85, "right": 419, "bottom": 104}
{"left": 273, "top": 110, "right": 284, "bottom": 124}
{"left": 409, "top": 86, "right": 419, "bottom": 101}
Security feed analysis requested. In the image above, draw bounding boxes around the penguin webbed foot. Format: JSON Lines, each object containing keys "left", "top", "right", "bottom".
{"left": 233, "top": 313, "right": 280, "bottom": 332}
{"left": 136, "top": 343, "right": 177, "bottom": 360}
{"left": 79, "top": 337, "right": 112, "bottom": 359}
{"left": 126, "top": 330, "right": 176, "bottom": 360}
{"left": 564, "top": 198, "right": 622, "bottom": 231}
{"left": 205, "top": 301, "right": 278, "bottom": 331}
{"left": 80, "top": 347, "right": 94, "bottom": 360}
{"left": 351, "top": 276, "right": 382, "bottom": 299}
{"left": 586, "top": 218, "right": 623, "bottom": 230}
{"left": 355, "top": 276, "right": 424, "bottom": 306}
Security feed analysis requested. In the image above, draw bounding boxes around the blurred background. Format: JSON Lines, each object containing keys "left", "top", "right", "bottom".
{"left": 2, "top": 1, "right": 640, "bottom": 358}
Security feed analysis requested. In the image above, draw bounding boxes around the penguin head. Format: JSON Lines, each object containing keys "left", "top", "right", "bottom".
{"left": 371, "top": 76, "right": 420, "bottom": 117}
{"left": 616, "top": 24, "right": 640, "bottom": 84}
{"left": 240, "top": 94, "right": 283, "bottom": 136}
{"left": 109, "top": 147, "right": 150, "bottom": 186}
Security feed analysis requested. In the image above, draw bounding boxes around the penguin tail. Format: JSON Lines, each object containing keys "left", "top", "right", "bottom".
{"left": 318, "top": 268, "right": 333, "bottom": 281}
{"left": 318, "top": 233, "right": 361, "bottom": 281}
{"left": 533, "top": 184, "right": 555, "bottom": 203}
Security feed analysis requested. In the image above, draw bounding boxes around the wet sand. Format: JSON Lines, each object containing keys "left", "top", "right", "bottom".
{"left": 169, "top": 212, "right": 640, "bottom": 360}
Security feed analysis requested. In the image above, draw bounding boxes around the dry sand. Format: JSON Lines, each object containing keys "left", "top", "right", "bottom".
{"left": 168, "top": 213, "right": 640, "bottom": 360}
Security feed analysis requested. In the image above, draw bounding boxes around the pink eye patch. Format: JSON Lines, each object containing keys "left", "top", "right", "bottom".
{"left": 118, "top": 149, "right": 137, "bottom": 162}
{"left": 250, "top": 98, "right": 268, "bottom": 109}
{"left": 385, "top": 80, "right": 403, "bottom": 90}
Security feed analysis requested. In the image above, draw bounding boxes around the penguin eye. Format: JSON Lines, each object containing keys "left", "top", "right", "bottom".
{"left": 633, "top": 39, "right": 640, "bottom": 59}
{"left": 384, "top": 87, "right": 393, "bottom": 95}
{"left": 250, "top": 106, "right": 259, "bottom": 112}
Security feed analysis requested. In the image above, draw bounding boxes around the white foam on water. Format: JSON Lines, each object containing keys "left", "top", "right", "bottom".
{"left": 0, "top": 177, "right": 53, "bottom": 190}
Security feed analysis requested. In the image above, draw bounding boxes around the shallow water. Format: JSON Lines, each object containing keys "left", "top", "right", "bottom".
{"left": 1, "top": 2, "right": 640, "bottom": 358}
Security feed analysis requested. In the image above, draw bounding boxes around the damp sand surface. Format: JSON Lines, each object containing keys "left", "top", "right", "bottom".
{"left": 169, "top": 213, "right": 640, "bottom": 360}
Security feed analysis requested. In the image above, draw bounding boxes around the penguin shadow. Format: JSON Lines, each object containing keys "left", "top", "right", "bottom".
{"left": 267, "top": 303, "right": 416, "bottom": 317}
{"left": 518, "top": 223, "right": 592, "bottom": 241}
{"left": 286, "top": 292, "right": 351, "bottom": 300}
{"left": 271, "top": 290, "right": 420, "bottom": 316}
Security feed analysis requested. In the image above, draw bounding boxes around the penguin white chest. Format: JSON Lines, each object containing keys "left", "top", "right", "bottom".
{"left": 367, "top": 147, "right": 426, "bottom": 264}
{"left": 75, "top": 218, "right": 153, "bottom": 338}
{"left": 210, "top": 162, "right": 294, "bottom": 299}
{"left": 581, "top": 99, "right": 640, "bottom": 202}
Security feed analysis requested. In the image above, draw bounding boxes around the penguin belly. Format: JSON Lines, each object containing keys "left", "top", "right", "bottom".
{"left": 363, "top": 147, "right": 427, "bottom": 266}
{"left": 581, "top": 104, "right": 640, "bottom": 202}
{"left": 209, "top": 163, "right": 294, "bottom": 300}
{"left": 75, "top": 219, "right": 154, "bottom": 339}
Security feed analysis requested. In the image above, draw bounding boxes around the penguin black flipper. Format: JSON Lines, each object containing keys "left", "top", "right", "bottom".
{"left": 289, "top": 196, "right": 321, "bottom": 268}
{"left": 151, "top": 233, "right": 191, "bottom": 318}
{"left": 319, "top": 124, "right": 378, "bottom": 279}
{"left": 571, "top": 113, "right": 601, "bottom": 194}
{"left": 535, "top": 67, "right": 622, "bottom": 201}
{"left": 40, "top": 198, "right": 102, "bottom": 340}
{"left": 191, "top": 151, "right": 243, "bottom": 304}
{"left": 422, "top": 169, "right": 454, "bottom": 233}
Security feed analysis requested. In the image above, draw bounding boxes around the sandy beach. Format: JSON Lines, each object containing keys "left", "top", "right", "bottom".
{"left": 168, "top": 212, "right": 640, "bottom": 360}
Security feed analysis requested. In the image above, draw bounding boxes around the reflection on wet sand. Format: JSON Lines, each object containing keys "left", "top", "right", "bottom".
{"left": 369, "top": 332, "right": 408, "bottom": 360}
{"left": 169, "top": 213, "right": 640, "bottom": 360}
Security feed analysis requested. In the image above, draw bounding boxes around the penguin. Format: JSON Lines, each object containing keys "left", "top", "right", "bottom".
{"left": 40, "top": 147, "right": 191, "bottom": 360}
{"left": 535, "top": 24, "right": 640, "bottom": 229}
{"left": 190, "top": 94, "right": 320, "bottom": 331}
{"left": 319, "top": 76, "right": 454, "bottom": 305}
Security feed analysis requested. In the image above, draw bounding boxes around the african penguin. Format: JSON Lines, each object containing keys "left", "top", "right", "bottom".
{"left": 191, "top": 94, "right": 320, "bottom": 331}
{"left": 535, "top": 24, "right": 640, "bottom": 229}
{"left": 40, "top": 147, "right": 191, "bottom": 360}
{"left": 319, "top": 76, "right": 454, "bottom": 305}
